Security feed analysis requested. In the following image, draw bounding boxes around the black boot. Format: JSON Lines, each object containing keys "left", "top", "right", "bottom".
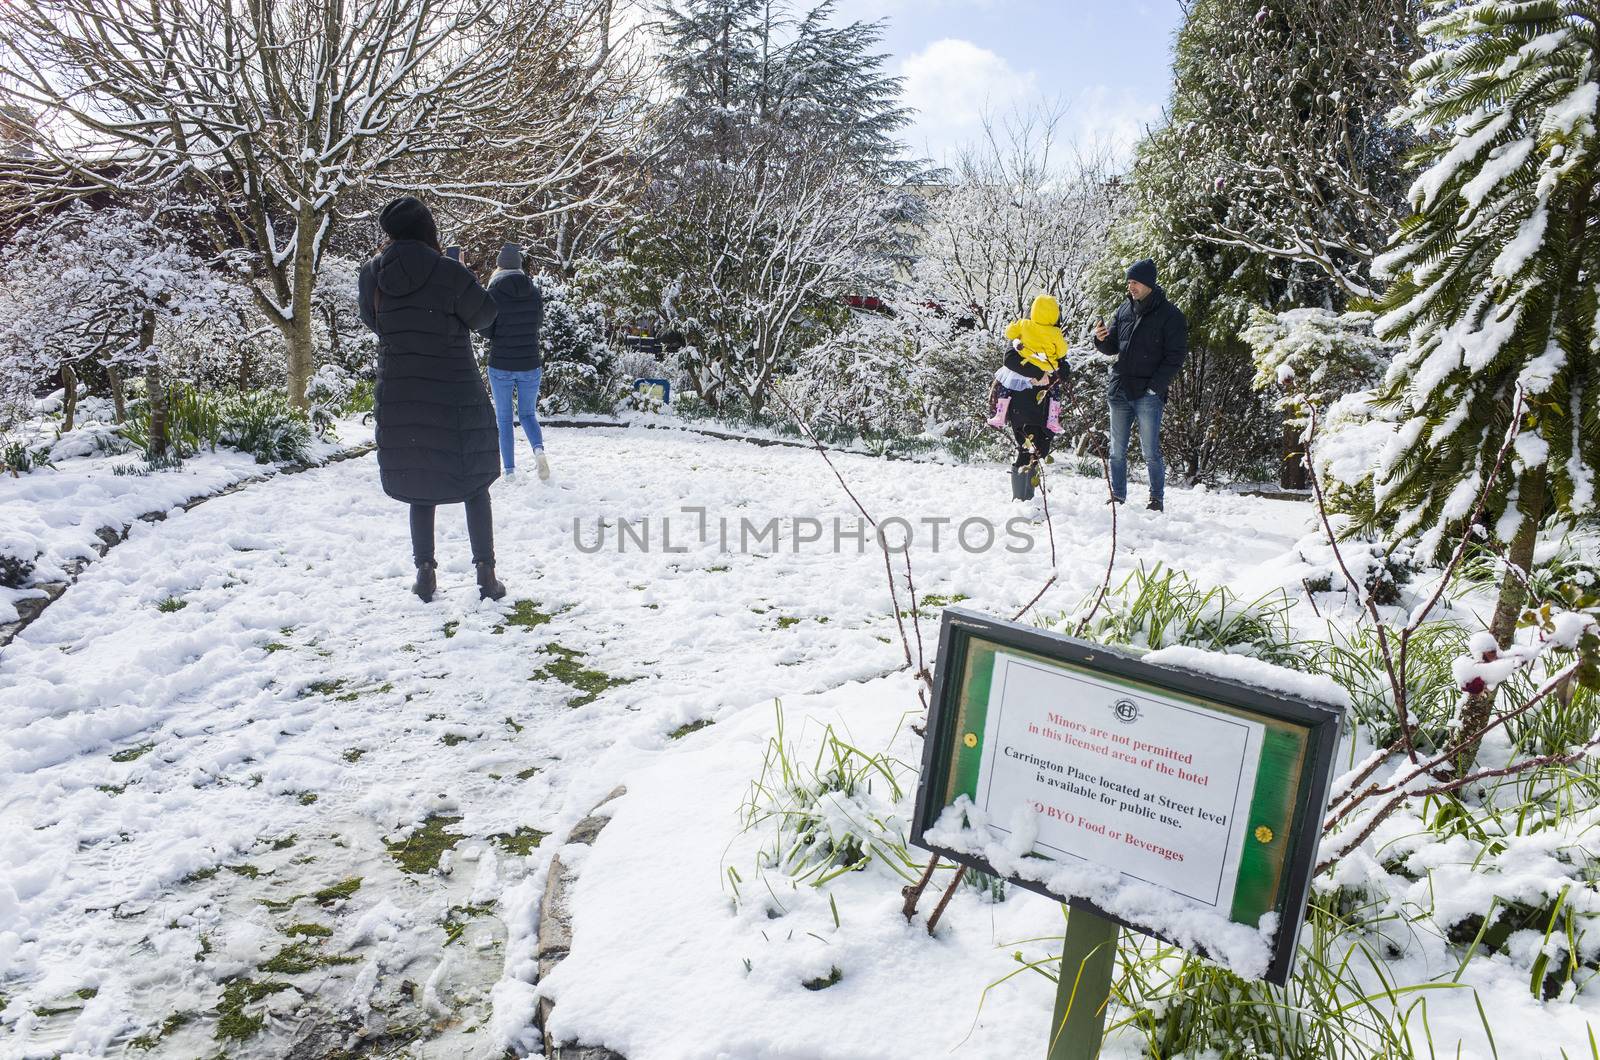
{"left": 1146, "top": 498, "right": 1164, "bottom": 512}
{"left": 475, "top": 561, "right": 506, "bottom": 601}
{"left": 1010, "top": 469, "right": 1035, "bottom": 501}
{"left": 412, "top": 561, "right": 437, "bottom": 603}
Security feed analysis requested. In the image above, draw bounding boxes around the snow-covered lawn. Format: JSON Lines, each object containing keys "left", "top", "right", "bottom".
{"left": 0, "top": 427, "right": 1313, "bottom": 1057}
{"left": 0, "top": 420, "right": 372, "bottom": 627}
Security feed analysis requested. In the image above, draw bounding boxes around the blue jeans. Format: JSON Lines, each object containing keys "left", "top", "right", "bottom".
{"left": 1108, "top": 388, "right": 1165, "bottom": 502}
{"left": 487, "top": 366, "right": 544, "bottom": 471}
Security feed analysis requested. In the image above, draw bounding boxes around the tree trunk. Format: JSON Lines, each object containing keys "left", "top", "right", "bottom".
{"left": 285, "top": 222, "right": 319, "bottom": 408}
{"left": 1281, "top": 419, "right": 1308, "bottom": 490}
{"left": 140, "top": 310, "right": 167, "bottom": 457}
{"left": 61, "top": 364, "right": 77, "bottom": 433}
{"left": 108, "top": 365, "right": 127, "bottom": 424}
{"left": 1456, "top": 464, "right": 1546, "bottom": 773}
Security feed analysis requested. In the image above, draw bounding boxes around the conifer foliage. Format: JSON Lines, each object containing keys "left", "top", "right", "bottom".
{"left": 1371, "top": 1, "right": 1600, "bottom": 557}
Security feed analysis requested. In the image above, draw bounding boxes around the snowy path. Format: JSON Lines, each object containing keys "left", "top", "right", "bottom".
{"left": 0, "top": 428, "right": 1310, "bottom": 1057}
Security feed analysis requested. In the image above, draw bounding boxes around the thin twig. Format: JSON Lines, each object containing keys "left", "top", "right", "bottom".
{"left": 1074, "top": 455, "right": 1119, "bottom": 638}
{"left": 901, "top": 854, "right": 941, "bottom": 921}
{"left": 925, "top": 866, "right": 965, "bottom": 935}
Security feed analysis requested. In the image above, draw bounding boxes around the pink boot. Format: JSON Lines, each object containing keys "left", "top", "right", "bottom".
{"left": 986, "top": 395, "right": 1011, "bottom": 429}
{"left": 1046, "top": 399, "right": 1064, "bottom": 434}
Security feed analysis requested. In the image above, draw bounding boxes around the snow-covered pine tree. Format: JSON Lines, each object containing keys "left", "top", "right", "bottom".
{"left": 628, "top": 0, "right": 917, "bottom": 413}
{"left": 1369, "top": 0, "right": 1600, "bottom": 765}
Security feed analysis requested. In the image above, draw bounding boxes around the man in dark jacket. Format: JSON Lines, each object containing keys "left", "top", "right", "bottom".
{"left": 358, "top": 196, "right": 506, "bottom": 602}
{"left": 483, "top": 244, "right": 549, "bottom": 481}
{"left": 1093, "top": 258, "right": 1188, "bottom": 511}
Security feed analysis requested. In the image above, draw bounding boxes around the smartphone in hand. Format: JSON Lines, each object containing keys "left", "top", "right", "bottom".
{"left": 445, "top": 245, "right": 461, "bottom": 261}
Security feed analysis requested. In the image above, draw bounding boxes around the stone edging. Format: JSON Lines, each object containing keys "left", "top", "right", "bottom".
{"left": 0, "top": 443, "right": 376, "bottom": 651}
{"left": 537, "top": 785, "right": 629, "bottom": 1060}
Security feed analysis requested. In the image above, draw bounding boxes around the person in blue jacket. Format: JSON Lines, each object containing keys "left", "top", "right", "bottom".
{"left": 1092, "top": 258, "right": 1188, "bottom": 512}
{"left": 483, "top": 244, "right": 549, "bottom": 481}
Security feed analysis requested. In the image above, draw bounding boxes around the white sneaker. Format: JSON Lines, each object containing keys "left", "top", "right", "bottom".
{"left": 502, "top": 468, "right": 516, "bottom": 485}
{"left": 534, "top": 449, "right": 550, "bottom": 481}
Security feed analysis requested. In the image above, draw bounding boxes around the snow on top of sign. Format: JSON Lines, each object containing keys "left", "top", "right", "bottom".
{"left": 925, "top": 797, "right": 1278, "bottom": 980}
{"left": 1143, "top": 645, "right": 1353, "bottom": 708}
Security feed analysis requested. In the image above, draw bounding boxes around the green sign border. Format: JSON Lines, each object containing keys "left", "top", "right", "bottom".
{"left": 911, "top": 608, "right": 1344, "bottom": 986}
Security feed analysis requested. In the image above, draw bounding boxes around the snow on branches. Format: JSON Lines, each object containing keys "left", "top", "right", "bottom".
{"left": 0, "top": 202, "right": 238, "bottom": 430}
{"left": 1368, "top": 1, "right": 1600, "bottom": 549}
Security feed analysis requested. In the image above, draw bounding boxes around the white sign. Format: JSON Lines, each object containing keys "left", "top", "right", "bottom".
{"left": 975, "top": 652, "right": 1264, "bottom": 910}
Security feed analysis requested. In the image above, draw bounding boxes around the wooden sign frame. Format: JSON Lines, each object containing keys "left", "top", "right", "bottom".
{"left": 911, "top": 608, "right": 1344, "bottom": 986}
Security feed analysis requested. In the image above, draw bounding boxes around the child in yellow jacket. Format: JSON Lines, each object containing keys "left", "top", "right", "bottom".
{"left": 986, "top": 295, "right": 1067, "bottom": 433}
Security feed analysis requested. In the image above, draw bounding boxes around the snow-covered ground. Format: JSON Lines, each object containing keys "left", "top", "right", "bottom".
{"left": 0, "top": 419, "right": 371, "bottom": 626}
{"left": 1, "top": 425, "right": 1337, "bottom": 1057}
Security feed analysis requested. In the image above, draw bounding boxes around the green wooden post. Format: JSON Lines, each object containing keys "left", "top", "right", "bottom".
{"left": 1047, "top": 907, "right": 1118, "bottom": 1060}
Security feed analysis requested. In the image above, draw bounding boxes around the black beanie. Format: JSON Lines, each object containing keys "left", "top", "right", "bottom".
{"left": 1126, "top": 258, "right": 1158, "bottom": 288}
{"left": 379, "top": 196, "right": 439, "bottom": 247}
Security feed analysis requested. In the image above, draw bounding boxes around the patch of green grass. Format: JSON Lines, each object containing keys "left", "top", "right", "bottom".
{"left": 669, "top": 719, "right": 713, "bottom": 740}
{"left": 335, "top": 682, "right": 392, "bottom": 702}
{"left": 802, "top": 966, "right": 842, "bottom": 991}
{"left": 182, "top": 866, "right": 219, "bottom": 884}
{"left": 441, "top": 733, "right": 468, "bottom": 747}
{"left": 442, "top": 904, "right": 493, "bottom": 945}
{"left": 515, "top": 765, "right": 541, "bottom": 781}
{"left": 296, "top": 792, "right": 318, "bottom": 805}
{"left": 130, "top": 1012, "right": 192, "bottom": 1050}
{"left": 34, "top": 1002, "right": 82, "bottom": 1017}
{"left": 97, "top": 783, "right": 127, "bottom": 795}
{"left": 505, "top": 716, "right": 524, "bottom": 733}
{"left": 443, "top": 620, "right": 459, "bottom": 639}
{"left": 901, "top": 592, "right": 969, "bottom": 619}
{"left": 270, "top": 834, "right": 298, "bottom": 851}
{"left": 706, "top": 564, "right": 730, "bottom": 573}
{"left": 285, "top": 922, "right": 332, "bottom": 938}
{"left": 263, "top": 641, "right": 289, "bottom": 653}
{"left": 111, "top": 743, "right": 154, "bottom": 763}
{"left": 342, "top": 748, "right": 365, "bottom": 763}
{"left": 311, "top": 877, "right": 363, "bottom": 905}
{"left": 260, "top": 939, "right": 360, "bottom": 975}
{"left": 493, "top": 827, "right": 548, "bottom": 856}
{"left": 74, "top": 987, "right": 97, "bottom": 1000}
{"left": 499, "top": 599, "right": 552, "bottom": 631}
{"left": 530, "top": 644, "right": 638, "bottom": 708}
{"left": 156, "top": 597, "right": 187, "bottom": 613}
{"left": 385, "top": 817, "right": 465, "bottom": 875}
{"left": 775, "top": 616, "right": 801, "bottom": 629}
{"left": 228, "top": 864, "right": 261, "bottom": 879}
{"left": 215, "top": 978, "right": 292, "bottom": 1042}
{"left": 301, "top": 678, "right": 347, "bottom": 698}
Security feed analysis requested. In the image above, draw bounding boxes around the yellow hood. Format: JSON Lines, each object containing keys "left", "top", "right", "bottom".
{"left": 1004, "top": 295, "right": 1067, "bottom": 373}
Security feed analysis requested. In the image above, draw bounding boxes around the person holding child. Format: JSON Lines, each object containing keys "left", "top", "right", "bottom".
{"left": 986, "top": 294, "right": 1068, "bottom": 500}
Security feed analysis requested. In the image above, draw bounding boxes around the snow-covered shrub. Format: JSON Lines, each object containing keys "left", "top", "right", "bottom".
{"left": 1, "top": 438, "right": 56, "bottom": 476}
{"left": 536, "top": 275, "right": 618, "bottom": 414}
{"left": 305, "top": 364, "right": 354, "bottom": 438}
{"left": 312, "top": 255, "right": 377, "bottom": 378}
{"left": 0, "top": 550, "right": 35, "bottom": 589}
{"left": 1244, "top": 309, "right": 1395, "bottom": 424}
{"left": 0, "top": 201, "right": 241, "bottom": 430}
{"left": 217, "top": 391, "right": 312, "bottom": 464}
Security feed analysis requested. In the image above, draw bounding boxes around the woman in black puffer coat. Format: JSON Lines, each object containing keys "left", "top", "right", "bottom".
{"left": 358, "top": 196, "right": 506, "bottom": 602}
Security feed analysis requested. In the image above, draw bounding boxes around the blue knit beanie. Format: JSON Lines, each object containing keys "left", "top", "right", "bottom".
{"left": 1126, "top": 258, "right": 1158, "bottom": 288}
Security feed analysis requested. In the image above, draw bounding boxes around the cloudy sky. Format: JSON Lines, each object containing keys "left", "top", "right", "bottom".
{"left": 843, "top": 0, "right": 1184, "bottom": 166}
